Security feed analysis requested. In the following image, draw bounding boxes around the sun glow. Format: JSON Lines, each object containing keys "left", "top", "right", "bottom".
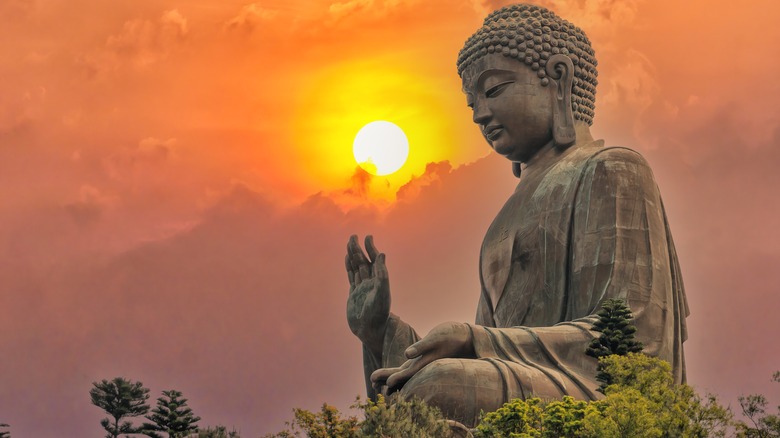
{"left": 290, "top": 56, "right": 471, "bottom": 201}
{"left": 353, "top": 121, "right": 409, "bottom": 176}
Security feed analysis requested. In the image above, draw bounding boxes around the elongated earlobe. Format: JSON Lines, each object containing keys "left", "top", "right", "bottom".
{"left": 512, "top": 162, "right": 522, "bottom": 178}
{"left": 545, "top": 54, "right": 576, "bottom": 148}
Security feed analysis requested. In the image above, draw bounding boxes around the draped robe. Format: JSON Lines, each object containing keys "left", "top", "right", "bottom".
{"left": 361, "top": 140, "right": 689, "bottom": 426}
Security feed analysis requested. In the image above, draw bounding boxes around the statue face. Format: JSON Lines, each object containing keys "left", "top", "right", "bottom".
{"left": 462, "top": 54, "right": 554, "bottom": 163}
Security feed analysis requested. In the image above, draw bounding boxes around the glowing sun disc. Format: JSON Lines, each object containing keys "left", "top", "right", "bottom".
{"left": 353, "top": 121, "right": 409, "bottom": 176}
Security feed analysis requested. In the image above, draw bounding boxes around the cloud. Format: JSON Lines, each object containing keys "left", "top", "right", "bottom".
{"left": 102, "top": 137, "right": 177, "bottom": 181}
{"left": 1, "top": 0, "right": 779, "bottom": 436}
{"left": 396, "top": 161, "right": 452, "bottom": 201}
{"left": 64, "top": 185, "right": 114, "bottom": 229}
{"left": 329, "top": 0, "right": 375, "bottom": 20}
{"left": 345, "top": 166, "right": 373, "bottom": 198}
{"left": 82, "top": 9, "right": 189, "bottom": 74}
{"left": 327, "top": 0, "right": 417, "bottom": 23}
{"left": 472, "top": 0, "right": 642, "bottom": 30}
{"left": 0, "top": 0, "right": 35, "bottom": 20}
{"left": 0, "top": 86, "right": 46, "bottom": 135}
{"left": 224, "top": 3, "right": 279, "bottom": 34}
{"left": 3, "top": 128, "right": 780, "bottom": 437}
{"left": 0, "top": 154, "right": 516, "bottom": 436}
{"left": 597, "top": 49, "right": 661, "bottom": 145}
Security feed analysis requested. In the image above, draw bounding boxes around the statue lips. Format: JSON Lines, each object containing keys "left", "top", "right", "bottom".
{"left": 484, "top": 125, "right": 504, "bottom": 142}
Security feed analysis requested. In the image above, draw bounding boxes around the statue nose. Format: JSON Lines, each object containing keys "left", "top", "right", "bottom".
{"left": 472, "top": 100, "right": 492, "bottom": 125}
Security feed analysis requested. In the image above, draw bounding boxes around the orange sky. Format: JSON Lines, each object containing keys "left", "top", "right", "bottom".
{"left": 1, "top": 0, "right": 780, "bottom": 436}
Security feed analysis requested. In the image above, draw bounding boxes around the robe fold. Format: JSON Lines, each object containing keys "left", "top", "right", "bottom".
{"left": 361, "top": 141, "right": 689, "bottom": 423}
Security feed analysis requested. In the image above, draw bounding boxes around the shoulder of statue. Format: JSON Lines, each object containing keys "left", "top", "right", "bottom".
{"left": 582, "top": 145, "right": 651, "bottom": 170}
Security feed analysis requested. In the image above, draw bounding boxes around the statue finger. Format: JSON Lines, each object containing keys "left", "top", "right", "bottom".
{"left": 370, "top": 366, "right": 401, "bottom": 390}
{"left": 365, "top": 235, "right": 380, "bottom": 262}
{"left": 386, "top": 359, "right": 422, "bottom": 391}
{"left": 374, "top": 253, "right": 388, "bottom": 281}
{"left": 345, "top": 254, "right": 355, "bottom": 287}
{"left": 348, "top": 235, "right": 370, "bottom": 265}
{"left": 346, "top": 236, "right": 360, "bottom": 271}
{"left": 348, "top": 235, "right": 371, "bottom": 280}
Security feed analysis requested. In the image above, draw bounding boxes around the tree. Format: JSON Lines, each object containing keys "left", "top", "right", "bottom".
{"left": 473, "top": 397, "right": 543, "bottom": 437}
{"left": 263, "top": 403, "right": 358, "bottom": 438}
{"left": 90, "top": 377, "right": 151, "bottom": 438}
{"left": 264, "top": 396, "right": 452, "bottom": 438}
{"left": 737, "top": 371, "right": 780, "bottom": 437}
{"left": 0, "top": 423, "right": 9, "bottom": 438}
{"left": 475, "top": 354, "right": 733, "bottom": 438}
{"left": 474, "top": 396, "right": 607, "bottom": 438}
{"left": 586, "top": 299, "right": 644, "bottom": 391}
{"left": 142, "top": 390, "right": 201, "bottom": 438}
{"left": 596, "top": 353, "right": 733, "bottom": 438}
{"left": 197, "top": 426, "right": 241, "bottom": 438}
{"left": 357, "top": 395, "right": 451, "bottom": 437}
{"left": 586, "top": 299, "right": 644, "bottom": 358}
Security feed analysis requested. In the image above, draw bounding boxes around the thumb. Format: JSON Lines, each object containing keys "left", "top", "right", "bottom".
{"left": 405, "top": 339, "right": 430, "bottom": 359}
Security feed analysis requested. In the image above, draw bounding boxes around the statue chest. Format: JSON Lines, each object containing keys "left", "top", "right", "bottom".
{"left": 480, "top": 160, "right": 581, "bottom": 327}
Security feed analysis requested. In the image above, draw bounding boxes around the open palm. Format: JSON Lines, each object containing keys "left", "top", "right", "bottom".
{"left": 346, "top": 235, "right": 390, "bottom": 356}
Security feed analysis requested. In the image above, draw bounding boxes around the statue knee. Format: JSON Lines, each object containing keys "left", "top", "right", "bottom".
{"left": 398, "top": 359, "right": 481, "bottom": 426}
{"left": 400, "top": 359, "right": 466, "bottom": 399}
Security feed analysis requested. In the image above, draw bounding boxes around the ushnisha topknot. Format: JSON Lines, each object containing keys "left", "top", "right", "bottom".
{"left": 458, "top": 3, "right": 598, "bottom": 125}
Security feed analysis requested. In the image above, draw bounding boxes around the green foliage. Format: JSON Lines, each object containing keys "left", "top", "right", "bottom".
{"left": 736, "top": 371, "right": 780, "bottom": 437}
{"left": 0, "top": 423, "right": 9, "bottom": 438}
{"left": 474, "top": 397, "right": 543, "bottom": 437}
{"left": 475, "top": 353, "right": 733, "bottom": 438}
{"left": 586, "top": 298, "right": 644, "bottom": 358}
{"left": 596, "top": 353, "right": 733, "bottom": 438}
{"left": 541, "top": 396, "right": 597, "bottom": 438}
{"left": 586, "top": 299, "right": 644, "bottom": 391}
{"left": 196, "top": 425, "right": 241, "bottom": 438}
{"left": 263, "top": 402, "right": 358, "bottom": 438}
{"left": 142, "top": 389, "right": 201, "bottom": 438}
{"left": 90, "top": 377, "right": 151, "bottom": 438}
{"left": 474, "top": 396, "right": 606, "bottom": 438}
{"left": 264, "top": 395, "right": 451, "bottom": 438}
{"left": 358, "top": 395, "right": 451, "bottom": 437}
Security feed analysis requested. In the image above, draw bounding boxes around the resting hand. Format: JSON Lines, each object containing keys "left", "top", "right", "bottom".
{"left": 370, "top": 321, "right": 475, "bottom": 394}
{"left": 346, "top": 235, "right": 391, "bottom": 358}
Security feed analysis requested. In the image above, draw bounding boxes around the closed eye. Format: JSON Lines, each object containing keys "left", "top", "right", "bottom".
{"left": 486, "top": 81, "right": 513, "bottom": 98}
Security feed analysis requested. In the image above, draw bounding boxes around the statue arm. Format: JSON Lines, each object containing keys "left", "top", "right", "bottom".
{"left": 362, "top": 313, "right": 419, "bottom": 399}
{"left": 469, "top": 147, "right": 688, "bottom": 395}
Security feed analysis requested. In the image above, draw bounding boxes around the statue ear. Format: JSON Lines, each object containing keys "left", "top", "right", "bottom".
{"left": 545, "top": 54, "right": 576, "bottom": 148}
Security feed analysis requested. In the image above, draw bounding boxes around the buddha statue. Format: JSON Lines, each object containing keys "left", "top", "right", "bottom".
{"left": 345, "top": 3, "right": 689, "bottom": 428}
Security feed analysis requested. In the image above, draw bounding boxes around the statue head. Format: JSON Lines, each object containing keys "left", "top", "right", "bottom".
{"left": 458, "top": 4, "right": 598, "bottom": 173}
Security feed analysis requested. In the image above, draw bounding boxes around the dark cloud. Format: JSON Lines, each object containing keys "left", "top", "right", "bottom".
{"left": 0, "top": 154, "right": 515, "bottom": 436}
{"left": 342, "top": 166, "right": 374, "bottom": 199}
{"left": 64, "top": 185, "right": 111, "bottom": 229}
{"left": 396, "top": 160, "right": 452, "bottom": 201}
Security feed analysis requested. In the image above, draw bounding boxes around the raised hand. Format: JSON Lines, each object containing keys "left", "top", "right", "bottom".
{"left": 346, "top": 235, "right": 391, "bottom": 358}
{"left": 370, "top": 321, "right": 475, "bottom": 394}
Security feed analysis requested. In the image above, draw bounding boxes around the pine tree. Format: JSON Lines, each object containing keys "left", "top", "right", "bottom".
{"left": 90, "top": 377, "right": 151, "bottom": 438}
{"left": 142, "top": 390, "right": 201, "bottom": 438}
{"left": 585, "top": 299, "right": 644, "bottom": 392}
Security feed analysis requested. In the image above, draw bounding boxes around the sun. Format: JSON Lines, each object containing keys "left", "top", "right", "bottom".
{"left": 353, "top": 121, "right": 409, "bottom": 176}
